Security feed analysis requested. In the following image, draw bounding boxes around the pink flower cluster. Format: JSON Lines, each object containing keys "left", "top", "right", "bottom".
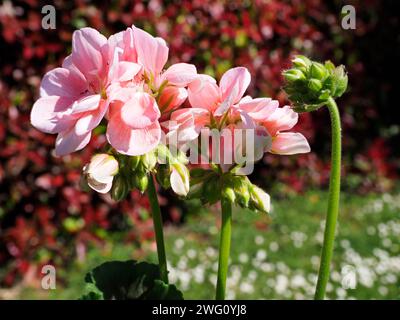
{"left": 31, "top": 25, "right": 309, "bottom": 169}
{"left": 31, "top": 26, "right": 197, "bottom": 156}
{"left": 166, "top": 67, "right": 310, "bottom": 171}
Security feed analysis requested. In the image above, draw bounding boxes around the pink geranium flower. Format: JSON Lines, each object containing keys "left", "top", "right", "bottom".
{"left": 166, "top": 67, "right": 310, "bottom": 171}
{"left": 31, "top": 27, "right": 141, "bottom": 156}
{"left": 103, "top": 26, "right": 197, "bottom": 155}
{"left": 31, "top": 26, "right": 197, "bottom": 157}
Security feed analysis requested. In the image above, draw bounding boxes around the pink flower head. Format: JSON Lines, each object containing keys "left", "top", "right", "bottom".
{"left": 31, "top": 28, "right": 142, "bottom": 156}
{"left": 166, "top": 67, "right": 310, "bottom": 172}
{"left": 104, "top": 26, "right": 197, "bottom": 155}
{"left": 31, "top": 26, "right": 196, "bottom": 157}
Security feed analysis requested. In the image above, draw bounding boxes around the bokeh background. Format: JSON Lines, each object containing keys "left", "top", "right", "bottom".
{"left": 0, "top": 0, "right": 399, "bottom": 299}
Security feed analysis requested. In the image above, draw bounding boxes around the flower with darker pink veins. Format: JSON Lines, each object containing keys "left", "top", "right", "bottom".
{"left": 31, "top": 27, "right": 141, "bottom": 156}
{"left": 105, "top": 25, "right": 197, "bottom": 156}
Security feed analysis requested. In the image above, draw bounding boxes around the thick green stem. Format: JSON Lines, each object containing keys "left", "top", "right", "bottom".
{"left": 314, "top": 97, "right": 342, "bottom": 299}
{"left": 147, "top": 175, "right": 168, "bottom": 283}
{"left": 216, "top": 199, "right": 232, "bottom": 300}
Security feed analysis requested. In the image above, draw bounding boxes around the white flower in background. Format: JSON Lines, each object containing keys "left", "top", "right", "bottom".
{"left": 83, "top": 154, "right": 119, "bottom": 193}
{"left": 341, "top": 265, "right": 357, "bottom": 289}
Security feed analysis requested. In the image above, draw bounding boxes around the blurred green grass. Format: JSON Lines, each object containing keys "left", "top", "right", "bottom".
{"left": 17, "top": 190, "right": 400, "bottom": 300}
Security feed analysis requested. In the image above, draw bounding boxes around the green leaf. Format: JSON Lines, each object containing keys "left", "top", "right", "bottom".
{"left": 80, "top": 260, "right": 183, "bottom": 300}
{"left": 144, "top": 280, "right": 184, "bottom": 300}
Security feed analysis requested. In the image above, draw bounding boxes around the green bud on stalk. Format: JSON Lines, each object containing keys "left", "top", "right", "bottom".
{"left": 232, "top": 176, "right": 251, "bottom": 207}
{"left": 283, "top": 56, "right": 348, "bottom": 113}
{"left": 292, "top": 55, "right": 312, "bottom": 69}
{"left": 156, "top": 164, "right": 171, "bottom": 189}
{"left": 249, "top": 185, "right": 271, "bottom": 214}
{"left": 130, "top": 156, "right": 141, "bottom": 170}
{"left": 283, "top": 69, "right": 306, "bottom": 82}
{"left": 134, "top": 172, "right": 149, "bottom": 193}
{"left": 111, "top": 175, "right": 128, "bottom": 201}
{"left": 141, "top": 151, "right": 157, "bottom": 171}
{"left": 221, "top": 186, "right": 236, "bottom": 203}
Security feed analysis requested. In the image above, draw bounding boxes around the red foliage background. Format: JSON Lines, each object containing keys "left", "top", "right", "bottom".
{"left": 0, "top": 0, "right": 398, "bottom": 286}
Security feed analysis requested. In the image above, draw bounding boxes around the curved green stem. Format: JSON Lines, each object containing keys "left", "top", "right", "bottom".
{"left": 147, "top": 175, "right": 168, "bottom": 283}
{"left": 314, "top": 97, "right": 342, "bottom": 299}
{"left": 216, "top": 199, "right": 232, "bottom": 300}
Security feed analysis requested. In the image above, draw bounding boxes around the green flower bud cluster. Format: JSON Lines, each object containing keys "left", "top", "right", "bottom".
{"left": 187, "top": 167, "right": 270, "bottom": 214}
{"left": 109, "top": 145, "right": 190, "bottom": 201}
{"left": 283, "top": 55, "right": 348, "bottom": 113}
{"left": 110, "top": 150, "right": 158, "bottom": 201}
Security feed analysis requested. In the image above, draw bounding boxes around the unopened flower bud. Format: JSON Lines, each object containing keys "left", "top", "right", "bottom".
{"left": 141, "top": 151, "right": 157, "bottom": 171}
{"left": 111, "top": 175, "right": 128, "bottom": 201}
{"left": 170, "top": 163, "right": 190, "bottom": 196}
{"left": 250, "top": 185, "right": 271, "bottom": 213}
{"left": 83, "top": 154, "right": 118, "bottom": 194}
{"left": 308, "top": 78, "right": 323, "bottom": 93}
{"left": 292, "top": 55, "right": 312, "bottom": 69}
{"left": 232, "top": 176, "right": 250, "bottom": 207}
{"left": 283, "top": 69, "right": 306, "bottom": 82}
{"left": 156, "top": 144, "right": 171, "bottom": 164}
{"left": 283, "top": 56, "right": 348, "bottom": 113}
{"left": 156, "top": 165, "right": 171, "bottom": 189}
{"left": 130, "top": 156, "right": 141, "bottom": 170}
{"left": 331, "top": 65, "right": 348, "bottom": 98}
{"left": 134, "top": 172, "right": 149, "bottom": 193}
{"left": 221, "top": 186, "right": 236, "bottom": 203}
{"left": 310, "top": 62, "right": 328, "bottom": 81}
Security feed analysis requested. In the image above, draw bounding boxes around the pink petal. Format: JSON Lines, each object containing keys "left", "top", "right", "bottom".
{"left": 164, "top": 108, "right": 209, "bottom": 144}
{"left": 71, "top": 27, "right": 108, "bottom": 80}
{"left": 219, "top": 67, "right": 251, "bottom": 104}
{"left": 74, "top": 99, "right": 108, "bottom": 135}
{"left": 120, "top": 92, "right": 160, "bottom": 129}
{"left": 115, "top": 61, "right": 142, "bottom": 82}
{"left": 188, "top": 75, "right": 220, "bottom": 111}
{"left": 71, "top": 94, "right": 101, "bottom": 114}
{"left": 106, "top": 83, "right": 134, "bottom": 104}
{"left": 107, "top": 115, "right": 161, "bottom": 156}
{"left": 40, "top": 67, "right": 87, "bottom": 98}
{"left": 62, "top": 55, "right": 86, "bottom": 80}
{"left": 158, "top": 86, "right": 188, "bottom": 113}
{"left": 55, "top": 128, "right": 92, "bottom": 156}
{"left": 106, "top": 28, "right": 137, "bottom": 63}
{"left": 133, "top": 26, "right": 169, "bottom": 75}
{"left": 121, "top": 28, "right": 137, "bottom": 62}
{"left": 162, "top": 63, "right": 197, "bottom": 87}
{"left": 214, "top": 84, "right": 238, "bottom": 116}
{"left": 263, "top": 106, "right": 298, "bottom": 136}
{"left": 31, "top": 96, "right": 75, "bottom": 134}
{"left": 87, "top": 178, "right": 113, "bottom": 194}
{"left": 237, "top": 98, "right": 279, "bottom": 121}
{"left": 87, "top": 154, "right": 118, "bottom": 184}
{"left": 271, "top": 132, "right": 310, "bottom": 155}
